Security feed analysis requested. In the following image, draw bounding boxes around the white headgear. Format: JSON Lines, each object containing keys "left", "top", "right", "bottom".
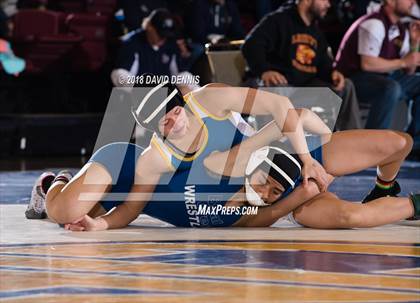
{"left": 245, "top": 145, "right": 302, "bottom": 206}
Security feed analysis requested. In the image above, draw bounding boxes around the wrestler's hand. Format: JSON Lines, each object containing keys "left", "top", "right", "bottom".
{"left": 64, "top": 215, "right": 108, "bottom": 232}
{"left": 301, "top": 158, "right": 328, "bottom": 192}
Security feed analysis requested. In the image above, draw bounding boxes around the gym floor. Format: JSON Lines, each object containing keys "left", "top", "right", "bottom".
{"left": 0, "top": 157, "right": 419, "bottom": 302}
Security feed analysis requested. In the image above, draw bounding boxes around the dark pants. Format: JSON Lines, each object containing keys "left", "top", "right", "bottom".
{"left": 351, "top": 71, "right": 420, "bottom": 151}
{"left": 305, "top": 78, "right": 362, "bottom": 131}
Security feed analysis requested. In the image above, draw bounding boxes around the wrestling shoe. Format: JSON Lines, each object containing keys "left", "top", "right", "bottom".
{"left": 362, "top": 181, "right": 401, "bottom": 203}
{"left": 25, "top": 172, "right": 56, "bottom": 219}
{"left": 408, "top": 193, "right": 420, "bottom": 220}
{"left": 54, "top": 170, "right": 73, "bottom": 184}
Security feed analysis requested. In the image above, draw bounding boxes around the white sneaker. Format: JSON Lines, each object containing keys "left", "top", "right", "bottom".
{"left": 25, "top": 171, "right": 56, "bottom": 219}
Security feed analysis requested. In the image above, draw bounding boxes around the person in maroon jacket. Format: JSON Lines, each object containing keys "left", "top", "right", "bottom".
{"left": 335, "top": 0, "right": 420, "bottom": 155}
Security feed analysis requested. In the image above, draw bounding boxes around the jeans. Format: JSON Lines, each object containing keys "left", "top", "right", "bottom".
{"left": 351, "top": 71, "right": 420, "bottom": 151}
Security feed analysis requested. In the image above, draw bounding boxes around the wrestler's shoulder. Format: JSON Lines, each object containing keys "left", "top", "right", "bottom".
{"left": 137, "top": 143, "right": 172, "bottom": 174}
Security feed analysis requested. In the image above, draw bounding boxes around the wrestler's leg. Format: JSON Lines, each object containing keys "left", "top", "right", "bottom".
{"left": 321, "top": 130, "right": 412, "bottom": 180}
{"left": 46, "top": 162, "right": 112, "bottom": 224}
{"left": 45, "top": 142, "right": 144, "bottom": 224}
{"left": 292, "top": 191, "right": 415, "bottom": 228}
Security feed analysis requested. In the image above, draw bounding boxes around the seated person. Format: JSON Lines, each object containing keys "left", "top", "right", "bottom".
{"left": 111, "top": 9, "right": 189, "bottom": 87}
{"left": 242, "top": 0, "right": 362, "bottom": 131}
{"left": 335, "top": 0, "right": 420, "bottom": 154}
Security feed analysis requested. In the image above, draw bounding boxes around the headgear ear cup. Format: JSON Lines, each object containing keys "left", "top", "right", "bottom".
{"left": 245, "top": 144, "right": 302, "bottom": 206}
{"left": 131, "top": 78, "right": 184, "bottom": 132}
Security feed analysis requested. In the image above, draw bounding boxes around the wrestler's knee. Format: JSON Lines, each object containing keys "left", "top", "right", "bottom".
{"left": 45, "top": 190, "right": 85, "bottom": 224}
{"left": 45, "top": 198, "right": 63, "bottom": 223}
{"left": 395, "top": 131, "right": 413, "bottom": 153}
{"left": 45, "top": 195, "right": 72, "bottom": 224}
{"left": 336, "top": 205, "right": 363, "bottom": 228}
{"left": 384, "top": 130, "right": 413, "bottom": 155}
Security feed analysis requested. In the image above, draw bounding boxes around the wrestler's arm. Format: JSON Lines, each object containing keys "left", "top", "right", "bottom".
{"left": 197, "top": 86, "right": 306, "bottom": 153}
{"left": 197, "top": 86, "right": 329, "bottom": 190}
{"left": 204, "top": 108, "right": 332, "bottom": 178}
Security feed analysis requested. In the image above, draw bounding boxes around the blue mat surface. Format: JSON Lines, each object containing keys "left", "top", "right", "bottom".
{"left": 0, "top": 163, "right": 419, "bottom": 204}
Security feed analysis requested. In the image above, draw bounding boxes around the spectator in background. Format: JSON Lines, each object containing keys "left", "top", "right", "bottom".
{"left": 242, "top": 0, "right": 362, "bottom": 131}
{"left": 111, "top": 9, "right": 185, "bottom": 87}
{"left": 186, "top": 0, "right": 245, "bottom": 45}
{"left": 0, "top": 6, "right": 25, "bottom": 76}
{"left": 120, "top": 0, "right": 168, "bottom": 32}
{"left": 111, "top": 8, "right": 199, "bottom": 140}
{"left": 335, "top": 0, "right": 420, "bottom": 154}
